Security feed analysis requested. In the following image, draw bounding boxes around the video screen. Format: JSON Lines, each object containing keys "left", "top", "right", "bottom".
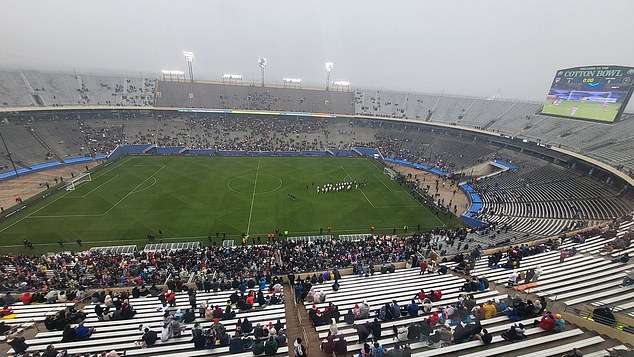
{"left": 541, "top": 65, "right": 634, "bottom": 122}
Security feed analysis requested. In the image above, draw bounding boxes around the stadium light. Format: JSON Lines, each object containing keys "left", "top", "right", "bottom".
{"left": 258, "top": 58, "right": 267, "bottom": 87}
{"left": 222, "top": 74, "right": 243, "bottom": 85}
{"left": 282, "top": 78, "right": 302, "bottom": 88}
{"left": 161, "top": 70, "right": 185, "bottom": 82}
{"left": 325, "top": 62, "right": 334, "bottom": 90}
{"left": 183, "top": 51, "right": 195, "bottom": 107}
{"left": 332, "top": 80, "right": 351, "bottom": 91}
{"left": 183, "top": 51, "right": 194, "bottom": 83}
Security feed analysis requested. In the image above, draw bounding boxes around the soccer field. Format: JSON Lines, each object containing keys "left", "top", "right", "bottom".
{"left": 541, "top": 98, "right": 619, "bottom": 122}
{"left": 0, "top": 156, "right": 460, "bottom": 252}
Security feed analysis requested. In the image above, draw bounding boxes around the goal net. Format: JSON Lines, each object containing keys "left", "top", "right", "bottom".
{"left": 384, "top": 167, "right": 398, "bottom": 180}
{"left": 65, "top": 172, "right": 92, "bottom": 191}
{"left": 566, "top": 91, "right": 616, "bottom": 104}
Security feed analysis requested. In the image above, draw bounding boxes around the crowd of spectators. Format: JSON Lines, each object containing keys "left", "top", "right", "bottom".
{"left": 0, "top": 230, "right": 479, "bottom": 293}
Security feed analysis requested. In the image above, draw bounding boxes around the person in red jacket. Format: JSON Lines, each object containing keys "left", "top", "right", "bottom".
{"left": 165, "top": 290, "right": 176, "bottom": 307}
{"left": 534, "top": 313, "right": 555, "bottom": 331}
{"left": 428, "top": 311, "right": 440, "bottom": 326}
{"left": 21, "top": 292, "right": 32, "bottom": 305}
{"left": 419, "top": 261, "right": 429, "bottom": 275}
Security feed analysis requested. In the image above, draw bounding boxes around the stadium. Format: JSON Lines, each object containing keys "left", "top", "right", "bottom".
{"left": 1, "top": 2, "right": 634, "bottom": 357}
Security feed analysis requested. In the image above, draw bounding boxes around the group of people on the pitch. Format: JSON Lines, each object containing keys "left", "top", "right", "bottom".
{"left": 316, "top": 180, "right": 365, "bottom": 193}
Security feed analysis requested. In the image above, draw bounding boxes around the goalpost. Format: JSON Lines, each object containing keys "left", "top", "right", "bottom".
{"left": 384, "top": 167, "right": 398, "bottom": 180}
{"left": 65, "top": 172, "right": 92, "bottom": 191}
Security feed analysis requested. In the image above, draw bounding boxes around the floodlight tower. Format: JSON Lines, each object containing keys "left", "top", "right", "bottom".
{"left": 258, "top": 58, "right": 267, "bottom": 87}
{"left": 325, "top": 62, "right": 334, "bottom": 90}
{"left": 183, "top": 51, "right": 195, "bottom": 107}
{"left": 183, "top": 51, "right": 194, "bottom": 83}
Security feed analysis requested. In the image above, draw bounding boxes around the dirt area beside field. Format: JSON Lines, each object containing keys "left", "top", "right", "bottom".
{"left": 390, "top": 164, "right": 470, "bottom": 215}
{"left": 0, "top": 162, "right": 100, "bottom": 211}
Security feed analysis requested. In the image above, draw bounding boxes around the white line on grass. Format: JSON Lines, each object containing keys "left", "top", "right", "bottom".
{"left": 0, "top": 190, "right": 73, "bottom": 233}
{"left": 246, "top": 159, "right": 261, "bottom": 235}
{"left": 339, "top": 163, "right": 376, "bottom": 208}
{"left": 372, "top": 173, "right": 400, "bottom": 193}
{"left": 67, "top": 175, "right": 119, "bottom": 199}
{"left": 0, "top": 158, "right": 139, "bottom": 229}
{"left": 102, "top": 165, "right": 166, "bottom": 215}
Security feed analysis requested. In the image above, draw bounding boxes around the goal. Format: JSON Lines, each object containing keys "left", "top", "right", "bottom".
{"left": 65, "top": 172, "right": 92, "bottom": 191}
{"left": 384, "top": 167, "right": 398, "bottom": 180}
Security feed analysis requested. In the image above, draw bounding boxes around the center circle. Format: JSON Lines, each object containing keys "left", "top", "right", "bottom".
{"left": 227, "top": 174, "right": 283, "bottom": 195}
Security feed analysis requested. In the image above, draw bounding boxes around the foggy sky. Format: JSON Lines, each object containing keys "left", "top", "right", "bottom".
{"left": 1, "top": 0, "right": 633, "bottom": 104}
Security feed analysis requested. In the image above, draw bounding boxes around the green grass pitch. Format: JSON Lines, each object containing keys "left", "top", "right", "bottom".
{"left": 541, "top": 98, "right": 619, "bottom": 122}
{"left": 0, "top": 156, "right": 460, "bottom": 253}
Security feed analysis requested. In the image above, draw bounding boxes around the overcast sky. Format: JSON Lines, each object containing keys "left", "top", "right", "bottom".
{"left": 1, "top": 0, "right": 633, "bottom": 103}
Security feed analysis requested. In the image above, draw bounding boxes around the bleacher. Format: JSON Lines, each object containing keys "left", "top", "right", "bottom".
{"left": 155, "top": 81, "right": 355, "bottom": 115}
{"left": 304, "top": 265, "right": 621, "bottom": 356}
{"left": 6, "top": 288, "right": 288, "bottom": 356}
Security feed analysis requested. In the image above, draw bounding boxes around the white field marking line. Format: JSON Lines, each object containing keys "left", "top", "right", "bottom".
{"left": 102, "top": 165, "right": 166, "bottom": 215}
{"left": 131, "top": 177, "right": 157, "bottom": 194}
{"left": 372, "top": 172, "right": 403, "bottom": 193}
{"left": 0, "top": 190, "right": 73, "bottom": 233}
{"left": 0, "top": 225, "right": 451, "bottom": 248}
{"left": 374, "top": 205, "right": 422, "bottom": 208}
{"left": 29, "top": 213, "right": 104, "bottom": 218}
{"left": 0, "top": 158, "right": 135, "bottom": 230}
{"left": 339, "top": 163, "right": 376, "bottom": 209}
{"left": 91, "top": 156, "right": 134, "bottom": 180}
{"left": 66, "top": 175, "right": 119, "bottom": 199}
{"left": 246, "top": 159, "right": 261, "bottom": 235}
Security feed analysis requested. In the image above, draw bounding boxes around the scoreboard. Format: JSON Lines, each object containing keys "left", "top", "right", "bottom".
{"left": 541, "top": 65, "right": 634, "bottom": 122}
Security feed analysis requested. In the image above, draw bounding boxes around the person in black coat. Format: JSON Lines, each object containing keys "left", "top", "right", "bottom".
{"left": 141, "top": 327, "right": 158, "bottom": 347}
{"left": 344, "top": 309, "right": 355, "bottom": 324}
{"left": 61, "top": 324, "right": 76, "bottom": 342}
{"left": 353, "top": 323, "right": 370, "bottom": 342}
{"left": 241, "top": 317, "right": 253, "bottom": 334}
{"left": 229, "top": 337, "right": 245, "bottom": 353}
{"left": 7, "top": 335, "right": 28, "bottom": 355}
{"left": 371, "top": 318, "right": 382, "bottom": 339}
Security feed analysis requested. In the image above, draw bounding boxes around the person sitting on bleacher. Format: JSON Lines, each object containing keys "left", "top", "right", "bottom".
{"left": 139, "top": 326, "right": 158, "bottom": 347}
{"left": 353, "top": 323, "right": 371, "bottom": 343}
{"left": 352, "top": 303, "right": 362, "bottom": 319}
{"left": 427, "top": 311, "right": 440, "bottom": 326}
{"left": 378, "top": 302, "right": 393, "bottom": 321}
{"left": 0, "top": 305, "right": 13, "bottom": 317}
{"left": 45, "top": 290, "right": 59, "bottom": 304}
{"left": 393, "top": 324, "right": 409, "bottom": 342}
{"left": 391, "top": 300, "right": 402, "bottom": 319}
{"left": 482, "top": 300, "right": 497, "bottom": 319}
{"left": 321, "top": 334, "right": 336, "bottom": 354}
{"left": 460, "top": 278, "right": 478, "bottom": 292}
{"left": 20, "top": 292, "right": 32, "bottom": 305}
{"left": 553, "top": 314, "right": 565, "bottom": 333}
{"left": 612, "top": 252, "right": 630, "bottom": 264}
{"left": 264, "top": 335, "right": 278, "bottom": 355}
{"left": 74, "top": 321, "right": 94, "bottom": 341}
{"left": 360, "top": 342, "right": 372, "bottom": 357}
{"left": 501, "top": 323, "right": 526, "bottom": 342}
{"left": 427, "top": 329, "right": 443, "bottom": 348}
{"left": 7, "top": 333, "right": 28, "bottom": 355}
{"left": 61, "top": 323, "right": 76, "bottom": 342}
{"left": 344, "top": 309, "right": 355, "bottom": 324}
{"left": 407, "top": 322, "right": 421, "bottom": 341}
{"left": 428, "top": 290, "right": 442, "bottom": 302}
{"left": 473, "top": 328, "right": 492, "bottom": 344}
{"left": 407, "top": 299, "right": 419, "bottom": 317}
{"left": 165, "top": 290, "right": 177, "bottom": 307}
{"left": 533, "top": 312, "right": 556, "bottom": 332}
{"left": 420, "top": 297, "right": 433, "bottom": 313}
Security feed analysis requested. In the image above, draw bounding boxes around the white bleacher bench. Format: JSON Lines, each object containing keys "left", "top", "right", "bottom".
{"left": 457, "top": 329, "right": 584, "bottom": 357}
{"left": 516, "top": 335, "right": 605, "bottom": 357}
